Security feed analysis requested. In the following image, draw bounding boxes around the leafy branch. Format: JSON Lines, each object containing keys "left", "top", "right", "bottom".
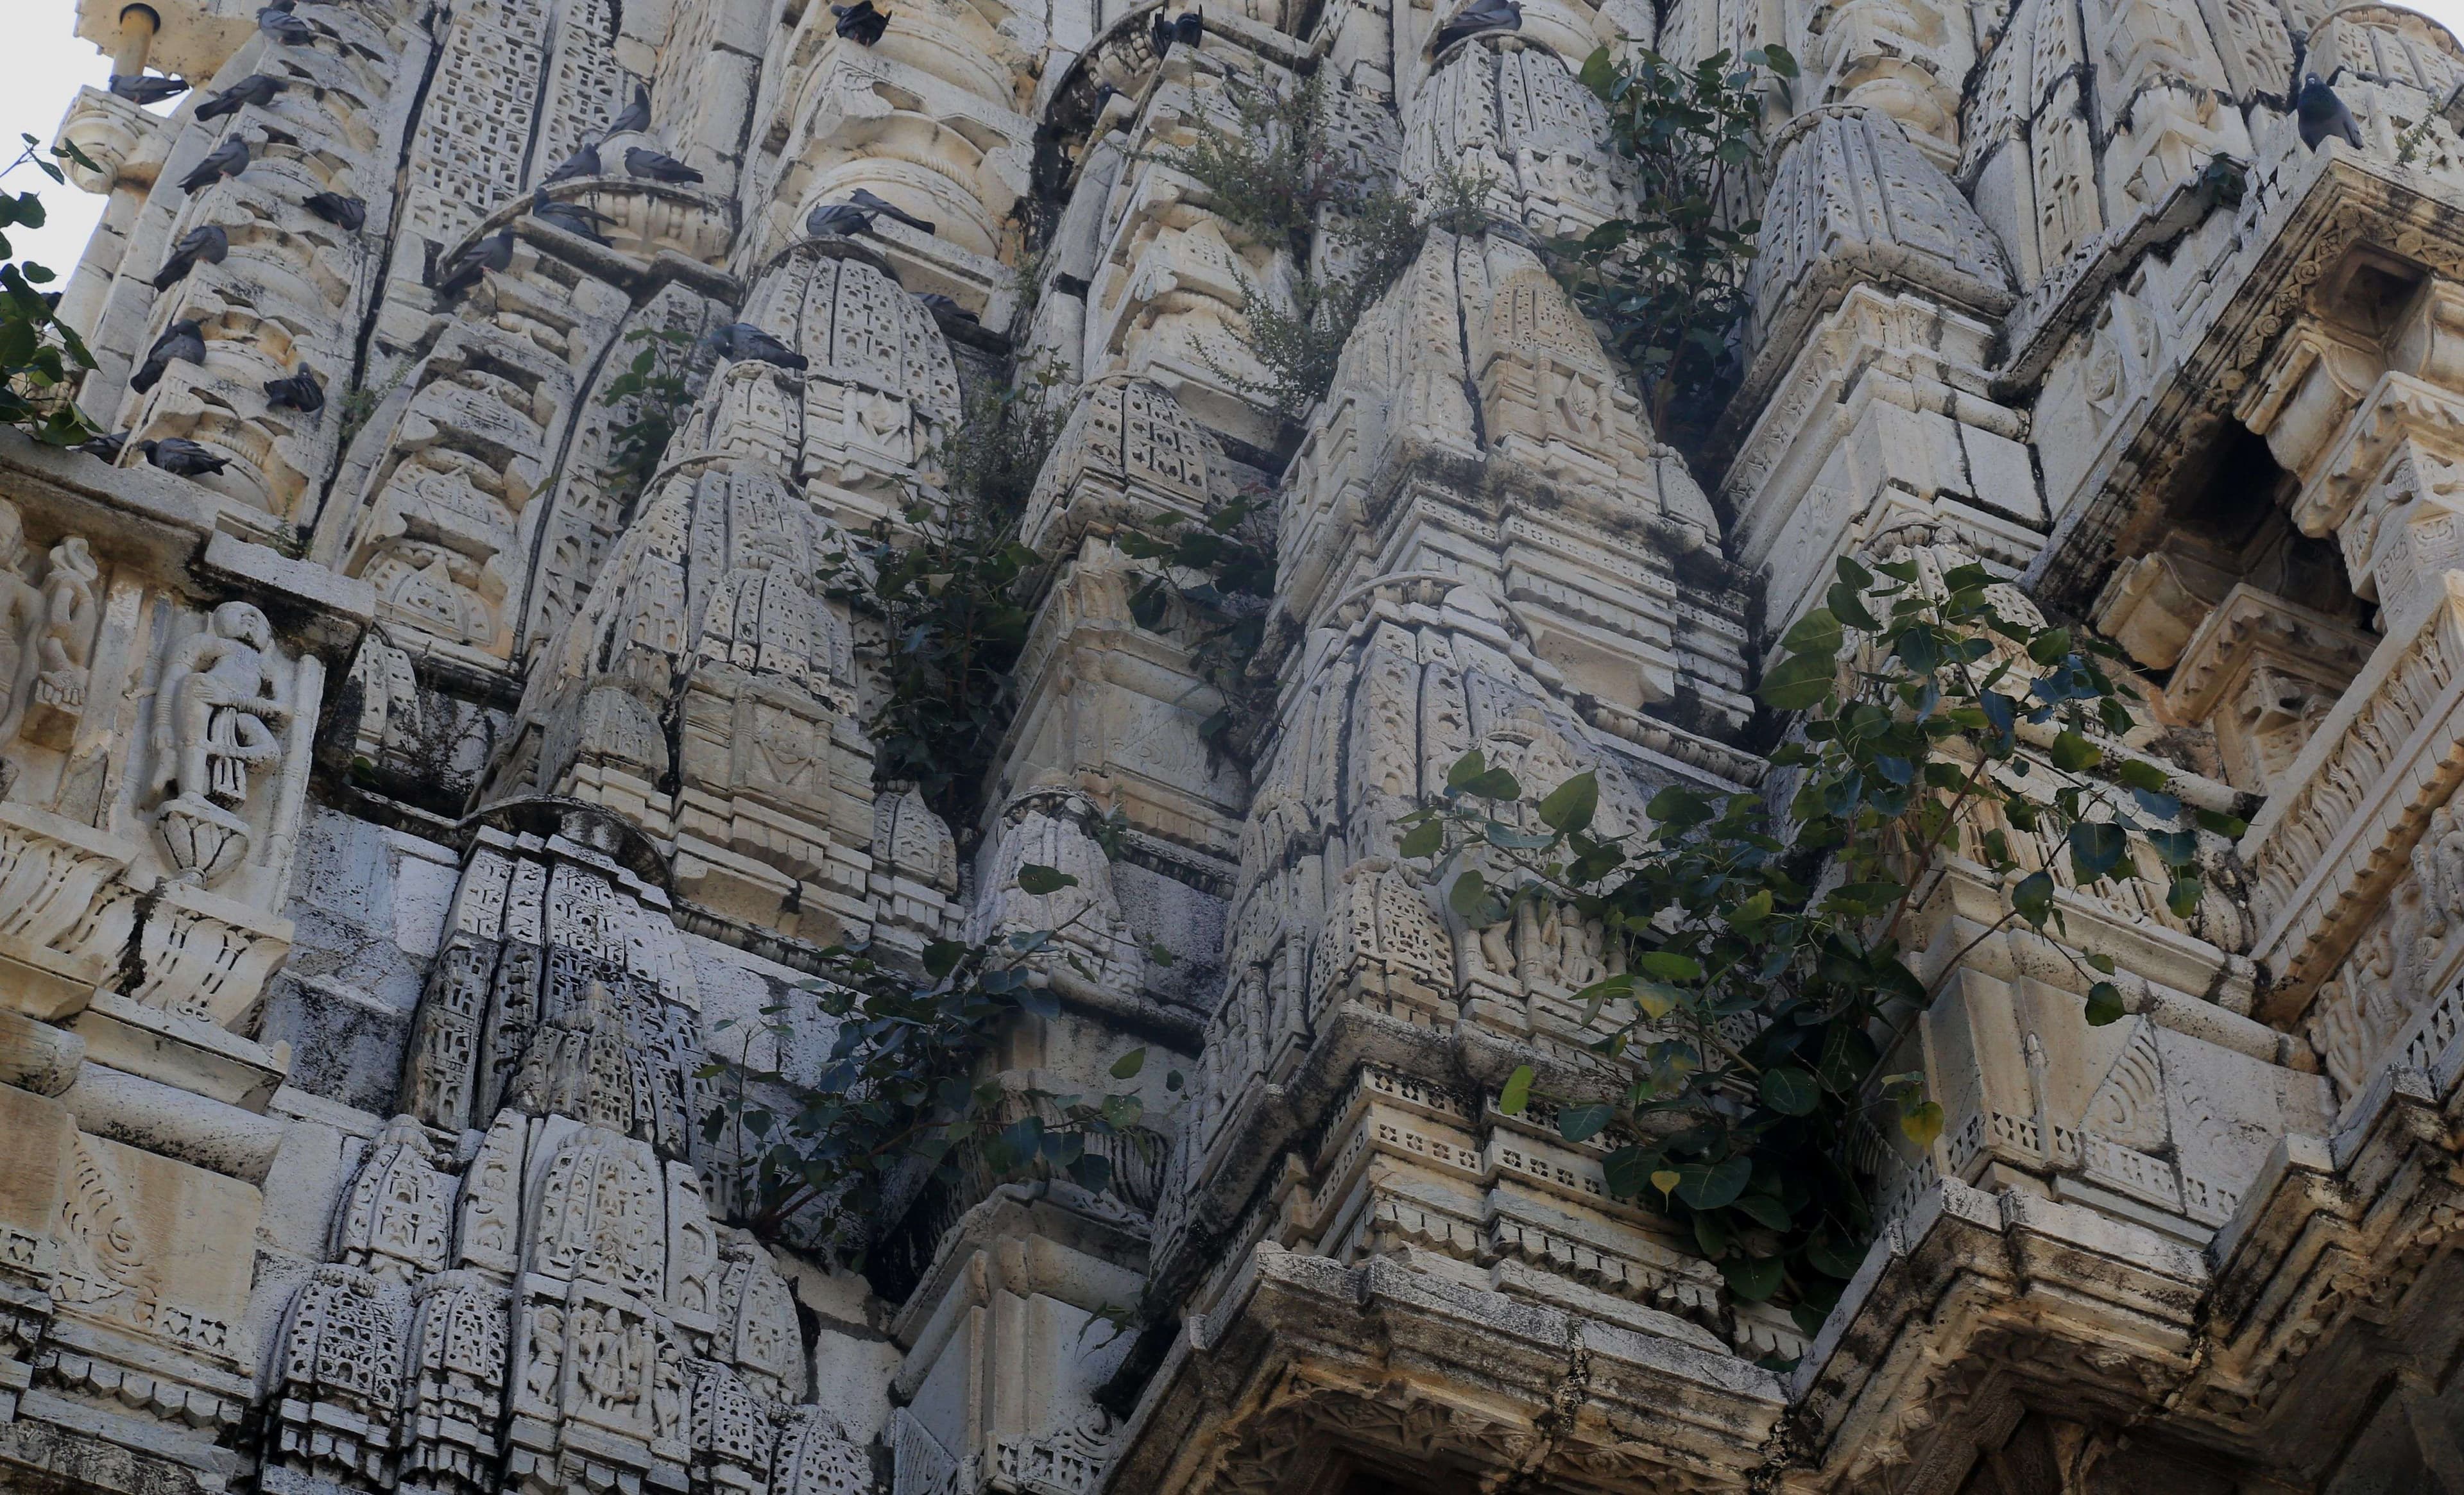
{"left": 599, "top": 325, "right": 697, "bottom": 505}
{"left": 1550, "top": 46, "right": 1793, "bottom": 449}
{"left": 703, "top": 861, "right": 1174, "bottom": 1258}
{"left": 1156, "top": 67, "right": 1478, "bottom": 421}
{"left": 0, "top": 135, "right": 103, "bottom": 446}
{"left": 1401, "top": 552, "right": 2236, "bottom": 1336}
{"left": 1116, "top": 490, "right": 1277, "bottom": 759}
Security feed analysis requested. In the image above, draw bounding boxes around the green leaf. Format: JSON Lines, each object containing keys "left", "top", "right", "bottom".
{"left": 1761, "top": 42, "right": 1799, "bottom": 76}
{"left": 1500, "top": 1064, "right": 1535, "bottom": 1115}
{"left": 1677, "top": 1156, "right": 1752, "bottom": 1209}
{"left": 923, "top": 939, "right": 966, "bottom": 978}
{"left": 2012, "top": 869, "right": 2055, "bottom": 925}
{"left": 1109, "top": 1048, "right": 1147, "bottom": 1079}
{"left": 1537, "top": 771, "right": 1600, "bottom": 833}
{"left": 1826, "top": 581, "right": 1879, "bottom": 631}
{"left": 2067, "top": 821, "right": 2127, "bottom": 883}
{"left": 1760, "top": 1066, "right": 1819, "bottom": 1115}
{"left": 1398, "top": 818, "right": 1445, "bottom": 859}
{"left": 2085, "top": 982, "right": 2126, "bottom": 1025}
{"left": 1559, "top": 1103, "right": 1614, "bottom": 1143}
{"left": 1635, "top": 950, "right": 1702, "bottom": 981}
{"left": 2116, "top": 758, "right": 2169, "bottom": 792}
{"left": 2027, "top": 627, "right": 2073, "bottom": 665}
{"left": 2168, "top": 875, "right": 2202, "bottom": 919}
{"left": 1461, "top": 767, "right": 1522, "bottom": 800}
{"left": 1648, "top": 785, "right": 1713, "bottom": 828}
{"left": 1449, "top": 869, "right": 1489, "bottom": 916}
{"left": 1720, "top": 1254, "right": 1785, "bottom": 1301}
{"left": 2049, "top": 730, "right": 2102, "bottom": 772}
{"left": 2194, "top": 807, "right": 2250, "bottom": 839}
{"left": 1778, "top": 608, "right": 1842, "bottom": 657}
{"left": 1759, "top": 651, "right": 1835, "bottom": 710}
{"left": 1016, "top": 864, "right": 1079, "bottom": 895}
{"left": 1446, "top": 749, "right": 1489, "bottom": 791}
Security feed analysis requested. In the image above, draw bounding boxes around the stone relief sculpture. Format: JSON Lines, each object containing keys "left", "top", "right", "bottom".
{"left": 9, "top": 0, "right": 2464, "bottom": 1489}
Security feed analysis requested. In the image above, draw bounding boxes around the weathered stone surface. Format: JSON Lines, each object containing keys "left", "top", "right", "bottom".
{"left": 8, "top": 0, "right": 2464, "bottom": 1487}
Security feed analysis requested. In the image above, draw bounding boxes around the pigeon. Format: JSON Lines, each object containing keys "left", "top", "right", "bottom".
{"left": 264, "top": 364, "right": 324, "bottom": 413}
{"left": 194, "top": 73, "right": 287, "bottom": 120}
{"left": 1430, "top": 0, "right": 1519, "bottom": 52}
{"left": 529, "top": 191, "right": 612, "bottom": 244}
{"left": 1172, "top": 10, "right": 1203, "bottom": 44}
{"left": 917, "top": 291, "right": 977, "bottom": 323}
{"left": 848, "top": 187, "right": 934, "bottom": 232}
{"left": 140, "top": 438, "right": 231, "bottom": 476}
{"left": 176, "top": 136, "right": 249, "bottom": 194}
{"left": 130, "top": 319, "right": 207, "bottom": 394}
{"left": 75, "top": 431, "right": 129, "bottom": 463}
{"left": 151, "top": 225, "right": 229, "bottom": 290}
{"left": 604, "top": 84, "right": 651, "bottom": 137}
{"left": 831, "top": 1, "right": 889, "bottom": 44}
{"left": 623, "top": 146, "right": 703, "bottom": 184}
{"left": 2298, "top": 73, "right": 2364, "bottom": 152}
{"left": 303, "top": 191, "right": 366, "bottom": 229}
{"left": 433, "top": 229, "right": 514, "bottom": 298}
{"left": 257, "top": 1, "right": 319, "bottom": 46}
{"left": 540, "top": 139, "right": 601, "bottom": 185}
{"left": 709, "top": 321, "right": 809, "bottom": 370}
{"left": 1151, "top": 9, "right": 1175, "bottom": 53}
{"left": 108, "top": 73, "right": 191, "bottom": 105}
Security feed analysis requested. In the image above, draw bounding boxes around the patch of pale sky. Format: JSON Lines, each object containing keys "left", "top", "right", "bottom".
{"left": 5, "top": 0, "right": 2464, "bottom": 276}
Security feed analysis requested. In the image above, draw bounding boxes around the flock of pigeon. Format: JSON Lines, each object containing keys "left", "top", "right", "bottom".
{"left": 89, "top": 0, "right": 350, "bottom": 475}
{"left": 85, "top": 0, "right": 995, "bottom": 479}
{"left": 98, "top": 0, "right": 2205, "bottom": 485}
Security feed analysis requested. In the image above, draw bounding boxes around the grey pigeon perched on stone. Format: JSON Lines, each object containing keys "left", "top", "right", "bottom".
{"left": 304, "top": 191, "right": 366, "bottom": 229}
{"left": 108, "top": 74, "right": 191, "bottom": 106}
{"left": 529, "top": 191, "right": 613, "bottom": 244}
{"left": 264, "top": 364, "right": 324, "bottom": 413}
{"left": 710, "top": 322, "right": 809, "bottom": 370}
{"left": 1431, "top": 0, "right": 1519, "bottom": 51}
{"left": 130, "top": 319, "right": 207, "bottom": 393}
{"left": 606, "top": 84, "right": 651, "bottom": 137}
{"left": 258, "top": 1, "right": 319, "bottom": 45}
{"left": 917, "top": 291, "right": 977, "bottom": 323}
{"left": 2298, "top": 73, "right": 2363, "bottom": 152}
{"left": 151, "top": 225, "right": 229, "bottom": 290}
{"left": 194, "top": 74, "right": 287, "bottom": 121}
{"left": 76, "top": 431, "right": 129, "bottom": 463}
{"left": 541, "top": 141, "right": 601, "bottom": 185}
{"left": 848, "top": 187, "right": 934, "bottom": 232}
{"left": 434, "top": 229, "right": 514, "bottom": 298}
{"left": 141, "top": 438, "right": 231, "bottom": 476}
{"left": 805, "top": 188, "right": 936, "bottom": 239}
{"left": 1171, "top": 10, "right": 1203, "bottom": 45}
{"left": 623, "top": 147, "right": 704, "bottom": 184}
{"left": 176, "top": 137, "right": 249, "bottom": 194}
{"left": 832, "top": 2, "right": 889, "bottom": 44}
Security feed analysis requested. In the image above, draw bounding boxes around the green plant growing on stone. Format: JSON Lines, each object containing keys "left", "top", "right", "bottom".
{"left": 1117, "top": 489, "right": 1278, "bottom": 759}
{"left": 703, "top": 862, "right": 1171, "bottom": 1258}
{"left": 1553, "top": 45, "right": 1793, "bottom": 448}
{"left": 1399, "top": 553, "right": 2239, "bottom": 1339}
{"left": 599, "top": 325, "right": 698, "bottom": 504}
{"left": 1158, "top": 67, "right": 1477, "bottom": 421}
{"left": 0, "top": 135, "right": 103, "bottom": 447}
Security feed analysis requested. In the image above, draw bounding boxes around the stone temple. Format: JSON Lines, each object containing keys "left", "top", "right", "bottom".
{"left": 2, "top": 0, "right": 2463, "bottom": 1483}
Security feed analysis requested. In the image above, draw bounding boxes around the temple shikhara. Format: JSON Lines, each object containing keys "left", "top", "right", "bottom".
{"left": 4, "top": 0, "right": 2464, "bottom": 1482}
